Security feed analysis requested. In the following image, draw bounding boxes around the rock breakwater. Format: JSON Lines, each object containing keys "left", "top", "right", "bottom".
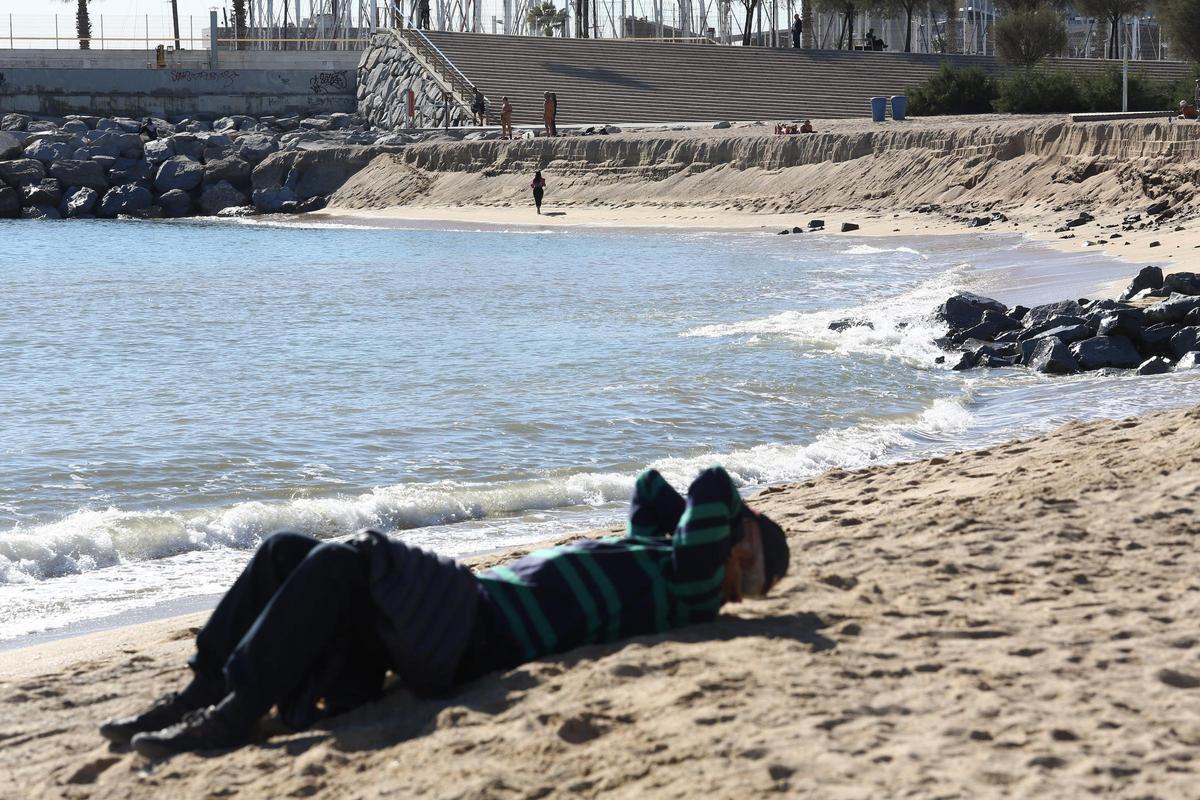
{"left": 929, "top": 266, "right": 1200, "bottom": 375}
{"left": 0, "top": 111, "right": 421, "bottom": 220}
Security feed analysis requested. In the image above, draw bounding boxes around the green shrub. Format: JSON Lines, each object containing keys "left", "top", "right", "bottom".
{"left": 1074, "top": 67, "right": 1178, "bottom": 112}
{"left": 907, "top": 64, "right": 998, "bottom": 115}
{"left": 994, "top": 69, "right": 1081, "bottom": 113}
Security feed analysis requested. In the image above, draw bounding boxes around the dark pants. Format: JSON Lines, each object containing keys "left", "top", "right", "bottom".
{"left": 792, "top": 30, "right": 801, "bottom": 48}
{"left": 533, "top": 187, "right": 544, "bottom": 211}
{"left": 189, "top": 532, "right": 391, "bottom": 724}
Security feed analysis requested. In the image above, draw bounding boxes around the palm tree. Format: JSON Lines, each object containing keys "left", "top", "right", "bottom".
{"left": 60, "top": 0, "right": 91, "bottom": 49}
{"left": 233, "top": 0, "right": 248, "bottom": 50}
{"left": 527, "top": 0, "right": 568, "bottom": 36}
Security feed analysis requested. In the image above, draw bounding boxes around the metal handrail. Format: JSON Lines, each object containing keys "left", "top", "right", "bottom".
{"left": 396, "top": 26, "right": 497, "bottom": 124}
{"left": 405, "top": 25, "right": 476, "bottom": 94}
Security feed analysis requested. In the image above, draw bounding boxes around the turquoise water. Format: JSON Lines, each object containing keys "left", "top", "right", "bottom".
{"left": 1, "top": 217, "right": 1196, "bottom": 642}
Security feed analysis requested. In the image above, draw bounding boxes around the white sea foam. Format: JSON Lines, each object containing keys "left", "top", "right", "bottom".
{"left": 682, "top": 264, "right": 967, "bottom": 366}
{"left": 0, "top": 391, "right": 979, "bottom": 587}
{"left": 838, "top": 244, "right": 929, "bottom": 259}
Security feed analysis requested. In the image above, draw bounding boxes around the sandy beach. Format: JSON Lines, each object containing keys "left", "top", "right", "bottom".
{"left": 2, "top": 403, "right": 1198, "bottom": 799}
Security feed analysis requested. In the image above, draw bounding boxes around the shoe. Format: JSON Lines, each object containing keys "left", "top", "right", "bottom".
{"left": 131, "top": 706, "right": 247, "bottom": 759}
{"left": 100, "top": 691, "right": 198, "bottom": 745}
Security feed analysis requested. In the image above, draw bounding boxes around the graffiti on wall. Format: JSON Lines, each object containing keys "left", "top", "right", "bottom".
{"left": 169, "top": 70, "right": 241, "bottom": 89}
{"left": 309, "top": 71, "right": 349, "bottom": 95}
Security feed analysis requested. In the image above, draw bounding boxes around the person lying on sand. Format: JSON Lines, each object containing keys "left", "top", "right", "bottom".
{"left": 101, "top": 466, "right": 789, "bottom": 759}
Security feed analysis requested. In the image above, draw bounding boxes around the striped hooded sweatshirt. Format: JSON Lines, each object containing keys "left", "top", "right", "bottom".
{"left": 475, "top": 466, "right": 744, "bottom": 664}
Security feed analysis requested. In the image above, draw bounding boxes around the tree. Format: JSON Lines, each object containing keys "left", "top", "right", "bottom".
{"left": 1156, "top": 0, "right": 1200, "bottom": 63}
{"left": 801, "top": 0, "right": 814, "bottom": 47}
{"left": 888, "top": 0, "right": 919, "bottom": 51}
{"left": 994, "top": 4, "right": 1067, "bottom": 65}
{"left": 574, "top": 0, "right": 589, "bottom": 37}
{"left": 932, "top": 0, "right": 958, "bottom": 54}
{"left": 233, "top": 0, "right": 247, "bottom": 50}
{"left": 738, "top": 0, "right": 761, "bottom": 46}
{"left": 60, "top": 0, "right": 91, "bottom": 49}
{"left": 527, "top": 0, "right": 568, "bottom": 36}
{"left": 811, "top": 0, "right": 882, "bottom": 50}
{"left": 1074, "top": 0, "right": 1147, "bottom": 58}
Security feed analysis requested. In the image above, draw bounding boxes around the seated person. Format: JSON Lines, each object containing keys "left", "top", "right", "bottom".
{"left": 800, "top": 120, "right": 814, "bottom": 133}
{"left": 101, "top": 467, "right": 791, "bottom": 759}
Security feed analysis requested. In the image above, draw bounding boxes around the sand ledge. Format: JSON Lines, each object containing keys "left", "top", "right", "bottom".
{"left": 3, "top": 404, "right": 1199, "bottom": 798}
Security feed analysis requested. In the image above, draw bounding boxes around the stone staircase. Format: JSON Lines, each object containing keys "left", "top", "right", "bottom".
{"left": 417, "top": 31, "right": 1194, "bottom": 126}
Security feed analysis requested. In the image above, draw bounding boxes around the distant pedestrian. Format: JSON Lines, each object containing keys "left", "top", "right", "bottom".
{"left": 471, "top": 88, "right": 487, "bottom": 126}
{"left": 501, "top": 96, "right": 514, "bottom": 139}
{"left": 139, "top": 118, "right": 158, "bottom": 141}
{"left": 442, "top": 90, "right": 453, "bottom": 131}
{"left": 417, "top": 0, "right": 431, "bottom": 29}
{"left": 791, "top": 14, "right": 803, "bottom": 48}
{"left": 531, "top": 171, "right": 546, "bottom": 214}
{"left": 543, "top": 91, "right": 558, "bottom": 137}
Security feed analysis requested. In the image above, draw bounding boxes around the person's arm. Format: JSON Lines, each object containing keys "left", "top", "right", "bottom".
{"left": 626, "top": 469, "right": 685, "bottom": 540}
{"left": 670, "top": 466, "right": 743, "bottom": 585}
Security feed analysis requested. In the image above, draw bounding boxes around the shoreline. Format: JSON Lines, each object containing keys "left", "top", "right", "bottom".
{"left": 3, "top": 403, "right": 1199, "bottom": 797}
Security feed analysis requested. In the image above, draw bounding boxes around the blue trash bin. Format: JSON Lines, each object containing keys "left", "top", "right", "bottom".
{"left": 870, "top": 96, "right": 887, "bottom": 122}
{"left": 891, "top": 95, "right": 907, "bottom": 121}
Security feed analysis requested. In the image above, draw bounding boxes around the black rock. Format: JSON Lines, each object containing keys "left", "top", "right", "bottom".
{"left": 1018, "top": 314, "right": 1088, "bottom": 342}
{"left": 1143, "top": 294, "right": 1200, "bottom": 325}
{"left": 0, "top": 186, "right": 19, "bottom": 218}
{"left": 949, "top": 351, "right": 975, "bottom": 370}
{"left": 778, "top": 229, "right": 790, "bottom": 235}
{"left": 1023, "top": 300, "right": 1085, "bottom": 330}
{"left": 1010, "top": 305, "right": 1029, "bottom": 321}
{"left": 21, "top": 178, "right": 62, "bottom": 208}
{"left": 98, "top": 184, "right": 153, "bottom": 217}
{"left": 1163, "top": 272, "right": 1200, "bottom": 296}
{"left": 1183, "top": 307, "right": 1200, "bottom": 327}
{"left": 1027, "top": 338, "right": 1079, "bottom": 374}
{"left": 61, "top": 186, "right": 98, "bottom": 217}
{"left": 48, "top": 159, "right": 109, "bottom": 192}
{"left": 1096, "top": 310, "right": 1144, "bottom": 339}
{"left": 292, "top": 196, "right": 327, "bottom": 213}
{"left": 1038, "top": 323, "right": 1093, "bottom": 345}
{"left": 956, "top": 320, "right": 999, "bottom": 342}
{"left": 1134, "top": 323, "right": 1180, "bottom": 357}
{"left": 1136, "top": 356, "right": 1172, "bottom": 376}
{"left": 1065, "top": 211, "right": 1094, "bottom": 228}
{"left": 840, "top": 222, "right": 859, "bottom": 232}
{"left": 1070, "top": 335, "right": 1143, "bottom": 370}
{"left": 1146, "top": 200, "right": 1170, "bottom": 215}
{"left": 828, "top": 317, "right": 874, "bottom": 332}
{"left": 1169, "top": 327, "right": 1200, "bottom": 360}
{"left": 791, "top": 226, "right": 803, "bottom": 234}
{"left": 158, "top": 188, "right": 193, "bottom": 218}
{"left": 20, "top": 204, "right": 61, "bottom": 220}
{"left": 1119, "top": 265, "right": 1163, "bottom": 300}
{"left": 937, "top": 292, "right": 1007, "bottom": 331}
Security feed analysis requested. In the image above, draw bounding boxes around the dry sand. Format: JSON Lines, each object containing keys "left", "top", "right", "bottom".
{"left": 321, "top": 115, "right": 1200, "bottom": 267}
{"left": 3, "top": 404, "right": 1200, "bottom": 799}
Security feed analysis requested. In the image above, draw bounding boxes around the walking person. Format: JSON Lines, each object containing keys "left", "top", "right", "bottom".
{"left": 530, "top": 170, "right": 547, "bottom": 214}
{"left": 543, "top": 91, "right": 558, "bottom": 137}
{"left": 471, "top": 88, "right": 487, "bottom": 126}
{"left": 98, "top": 466, "right": 789, "bottom": 758}
{"left": 791, "top": 14, "right": 803, "bottom": 48}
{"left": 500, "top": 96, "right": 513, "bottom": 139}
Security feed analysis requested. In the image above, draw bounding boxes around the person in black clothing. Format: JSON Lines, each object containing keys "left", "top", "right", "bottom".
{"left": 471, "top": 88, "right": 487, "bottom": 126}
{"left": 530, "top": 170, "right": 546, "bottom": 214}
{"left": 791, "top": 14, "right": 803, "bottom": 48}
{"left": 417, "top": 0, "right": 431, "bottom": 29}
{"left": 99, "top": 467, "right": 789, "bottom": 760}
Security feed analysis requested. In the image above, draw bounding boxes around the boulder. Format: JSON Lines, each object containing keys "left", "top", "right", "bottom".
{"left": 1119, "top": 265, "right": 1163, "bottom": 300}
{"left": 22, "top": 138, "right": 74, "bottom": 163}
{"left": 840, "top": 222, "right": 860, "bottom": 232}
{"left": 937, "top": 292, "right": 1007, "bottom": 331}
{"left": 1010, "top": 305, "right": 1029, "bottom": 321}
{"left": 170, "top": 134, "right": 206, "bottom": 162}
{"left": 1169, "top": 327, "right": 1200, "bottom": 360}
{"left": 26, "top": 121, "right": 60, "bottom": 133}
{"left": 48, "top": 160, "right": 109, "bottom": 192}
{"left": 1134, "top": 323, "right": 1180, "bottom": 357}
{"left": 198, "top": 180, "right": 247, "bottom": 215}
{"left": 0, "top": 158, "right": 47, "bottom": 185}
{"left": 1017, "top": 314, "right": 1088, "bottom": 342}
{"left": 0, "top": 131, "right": 23, "bottom": 160}
{"left": 109, "top": 160, "right": 153, "bottom": 186}
{"left": 1027, "top": 338, "right": 1079, "bottom": 374}
{"left": 1184, "top": 307, "right": 1200, "bottom": 327}
{"left": 1023, "top": 300, "right": 1084, "bottom": 329}
{"left": 98, "top": 184, "right": 154, "bottom": 217}
{"left": 158, "top": 189, "right": 193, "bottom": 218}
{"left": 61, "top": 119, "right": 90, "bottom": 135}
{"left": 1143, "top": 293, "right": 1200, "bottom": 325}
{"left": 1, "top": 113, "right": 31, "bottom": 131}
{"left": 1136, "top": 356, "right": 1172, "bottom": 376}
{"left": 235, "top": 134, "right": 279, "bottom": 165}
{"left": 1070, "top": 335, "right": 1142, "bottom": 370}
{"left": 290, "top": 195, "right": 326, "bottom": 213}
{"left": 1163, "top": 272, "right": 1200, "bottom": 297}
{"left": 155, "top": 156, "right": 204, "bottom": 192}
{"left": 21, "top": 178, "right": 62, "bottom": 208}
{"left": 203, "top": 156, "right": 253, "bottom": 189}
{"left": 61, "top": 186, "right": 99, "bottom": 217}
{"left": 1176, "top": 352, "right": 1200, "bottom": 370}
{"left": 0, "top": 186, "right": 20, "bottom": 218}
{"left": 142, "top": 138, "right": 176, "bottom": 165}
{"left": 20, "top": 204, "right": 61, "bottom": 220}
{"left": 251, "top": 185, "right": 298, "bottom": 213}
{"left": 1096, "top": 310, "right": 1144, "bottom": 340}
{"left": 1145, "top": 199, "right": 1170, "bottom": 215}
{"left": 828, "top": 317, "right": 874, "bottom": 332}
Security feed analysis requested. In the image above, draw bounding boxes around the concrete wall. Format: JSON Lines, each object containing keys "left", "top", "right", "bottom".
{"left": 0, "top": 60, "right": 355, "bottom": 118}
{"left": 0, "top": 49, "right": 361, "bottom": 70}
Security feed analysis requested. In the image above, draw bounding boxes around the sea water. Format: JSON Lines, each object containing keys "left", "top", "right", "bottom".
{"left": 2, "top": 217, "right": 1197, "bottom": 644}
